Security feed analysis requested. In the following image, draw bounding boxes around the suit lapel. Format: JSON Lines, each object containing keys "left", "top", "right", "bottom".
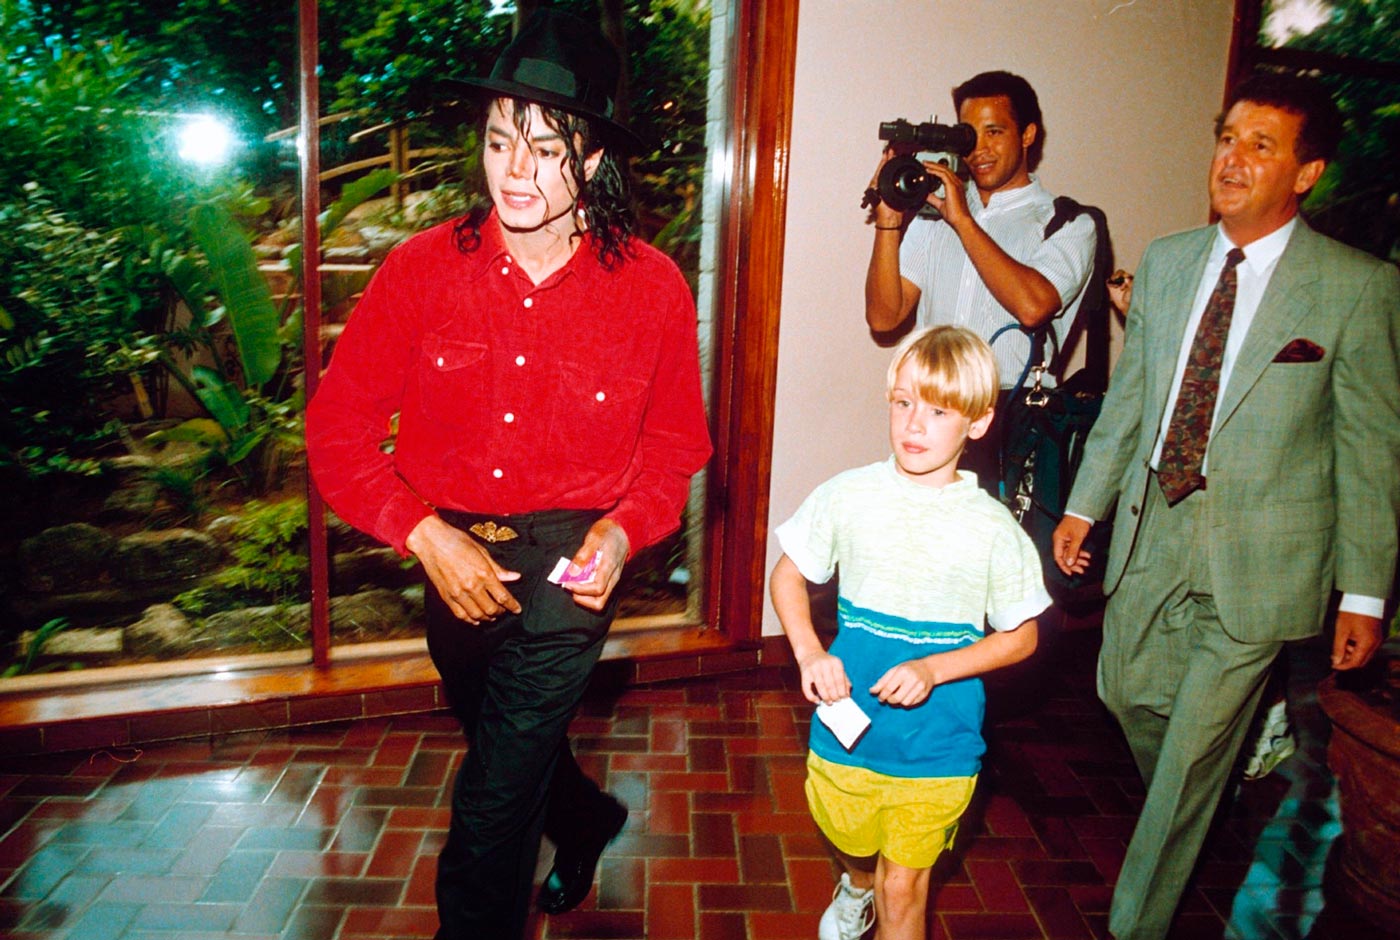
{"left": 1149, "top": 231, "right": 1214, "bottom": 420}
{"left": 1216, "top": 223, "right": 1321, "bottom": 427}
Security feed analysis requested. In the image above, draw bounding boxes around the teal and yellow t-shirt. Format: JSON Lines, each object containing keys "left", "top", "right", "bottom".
{"left": 775, "top": 459, "right": 1050, "bottom": 778}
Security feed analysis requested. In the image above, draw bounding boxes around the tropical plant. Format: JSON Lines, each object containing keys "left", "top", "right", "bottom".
{"left": 2, "top": 617, "right": 82, "bottom": 678}
{"left": 0, "top": 186, "right": 142, "bottom": 480}
{"left": 145, "top": 171, "right": 396, "bottom": 495}
{"left": 212, "top": 498, "right": 310, "bottom": 599}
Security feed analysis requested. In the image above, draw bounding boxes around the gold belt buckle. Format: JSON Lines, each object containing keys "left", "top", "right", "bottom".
{"left": 469, "top": 520, "right": 518, "bottom": 543}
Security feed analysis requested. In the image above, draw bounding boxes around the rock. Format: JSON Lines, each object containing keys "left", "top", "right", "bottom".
{"left": 15, "top": 626, "right": 122, "bottom": 656}
{"left": 329, "top": 588, "right": 411, "bottom": 642}
{"left": 200, "top": 603, "right": 311, "bottom": 650}
{"left": 125, "top": 603, "right": 195, "bottom": 655}
{"left": 18, "top": 523, "right": 117, "bottom": 593}
{"left": 204, "top": 515, "right": 241, "bottom": 545}
{"left": 112, "top": 529, "right": 224, "bottom": 584}
{"left": 101, "top": 480, "right": 161, "bottom": 521}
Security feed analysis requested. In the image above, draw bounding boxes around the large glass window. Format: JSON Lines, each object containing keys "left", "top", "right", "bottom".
{"left": 0, "top": 0, "right": 791, "bottom": 686}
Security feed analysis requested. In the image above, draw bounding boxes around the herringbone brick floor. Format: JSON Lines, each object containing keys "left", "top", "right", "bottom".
{"left": 0, "top": 627, "right": 1378, "bottom": 939}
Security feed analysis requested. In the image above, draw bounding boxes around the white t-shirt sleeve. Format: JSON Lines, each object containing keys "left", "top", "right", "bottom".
{"left": 773, "top": 481, "right": 839, "bottom": 585}
{"left": 985, "top": 521, "right": 1052, "bottom": 632}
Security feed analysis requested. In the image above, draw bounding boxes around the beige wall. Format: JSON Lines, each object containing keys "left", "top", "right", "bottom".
{"left": 762, "top": 0, "right": 1236, "bottom": 635}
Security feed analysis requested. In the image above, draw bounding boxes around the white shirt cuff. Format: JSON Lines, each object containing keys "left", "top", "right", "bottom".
{"left": 1339, "top": 594, "right": 1385, "bottom": 619}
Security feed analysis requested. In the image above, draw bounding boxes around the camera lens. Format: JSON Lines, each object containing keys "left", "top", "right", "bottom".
{"left": 877, "top": 156, "right": 932, "bottom": 213}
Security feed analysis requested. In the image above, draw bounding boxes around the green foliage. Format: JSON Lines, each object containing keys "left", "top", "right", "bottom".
{"left": 332, "top": 0, "right": 510, "bottom": 123}
{"left": 210, "top": 498, "right": 309, "bottom": 601}
{"left": 145, "top": 176, "right": 393, "bottom": 495}
{"left": 189, "top": 203, "right": 281, "bottom": 389}
{"left": 0, "top": 185, "right": 142, "bottom": 478}
{"left": 142, "top": 459, "right": 211, "bottom": 526}
{"left": 1271, "top": 0, "right": 1400, "bottom": 260}
{"left": 2, "top": 617, "right": 82, "bottom": 678}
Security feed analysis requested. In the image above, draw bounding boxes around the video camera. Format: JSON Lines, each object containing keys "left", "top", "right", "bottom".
{"left": 863, "top": 119, "right": 976, "bottom": 218}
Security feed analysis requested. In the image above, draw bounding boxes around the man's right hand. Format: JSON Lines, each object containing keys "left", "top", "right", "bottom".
{"left": 1052, "top": 515, "right": 1093, "bottom": 576}
{"left": 405, "top": 516, "right": 521, "bottom": 624}
{"left": 868, "top": 149, "right": 908, "bottom": 230}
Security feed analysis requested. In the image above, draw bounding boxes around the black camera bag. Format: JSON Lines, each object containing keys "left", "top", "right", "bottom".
{"left": 992, "top": 196, "right": 1114, "bottom": 612}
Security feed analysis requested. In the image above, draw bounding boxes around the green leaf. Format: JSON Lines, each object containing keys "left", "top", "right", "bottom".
{"left": 144, "top": 418, "right": 228, "bottom": 447}
{"left": 192, "top": 364, "right": 251, "bottom": 433}
{"left": 189, "top": 202, "right": 281, "bottom": 389}
{"left": 161, "top": 250, "right": 213, "bottom": 327}
{"left": 321, "top": 168, "right": 398, "bottom": 242}
{"left": 225, "top": 428, "right": 269, "bottom": 463}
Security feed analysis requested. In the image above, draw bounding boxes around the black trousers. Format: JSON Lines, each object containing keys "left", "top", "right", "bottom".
{"left": 426, "top": 508, "right": 620, "bottom": 940}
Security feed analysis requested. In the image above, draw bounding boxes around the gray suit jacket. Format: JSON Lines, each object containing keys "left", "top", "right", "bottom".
{"left": 1067, "top": 220, "right": 1400, "bottom": 642}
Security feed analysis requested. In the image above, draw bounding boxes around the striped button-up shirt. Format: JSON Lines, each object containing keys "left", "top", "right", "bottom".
{"left": 899, "top": 176, "right": 1096, "bottom": 388}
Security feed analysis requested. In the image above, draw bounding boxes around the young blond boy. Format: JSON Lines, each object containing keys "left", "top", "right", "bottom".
{"left": 770, "top": 326, "right": 1050, "bottom": 940}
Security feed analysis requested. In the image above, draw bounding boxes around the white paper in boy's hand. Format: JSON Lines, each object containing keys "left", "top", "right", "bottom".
{"left": 547, "top": 551, "right": 601, "bottom": 586}
{"left": 816, "top": 696, "right": 871, "bottom": 751}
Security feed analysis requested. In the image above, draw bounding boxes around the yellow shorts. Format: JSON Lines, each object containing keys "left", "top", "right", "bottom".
{"left": 805, "top": 751, "right": 976, "bottom": 869}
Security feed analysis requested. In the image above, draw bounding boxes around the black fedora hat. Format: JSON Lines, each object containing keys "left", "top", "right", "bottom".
{"left": 443, "top": 9, "right": 642, "bottom": 151}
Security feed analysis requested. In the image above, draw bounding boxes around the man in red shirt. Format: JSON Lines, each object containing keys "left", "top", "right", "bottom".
{"left": 305, "top": 11, "right": 711, "bottom": 938}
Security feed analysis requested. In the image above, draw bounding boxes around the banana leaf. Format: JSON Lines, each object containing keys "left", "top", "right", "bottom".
{"left": 190, "top": 202, "right": 280, "bottom": 389}
{"left": 192, "top": 364, "right": 251, "bottom": 434}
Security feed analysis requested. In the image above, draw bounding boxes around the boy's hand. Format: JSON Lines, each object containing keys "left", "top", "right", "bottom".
{"left": 871, "top": 659, "right": 938, "bottom": 707}
{"left": 796, "top": 650, "right": 851, "bottom": 705}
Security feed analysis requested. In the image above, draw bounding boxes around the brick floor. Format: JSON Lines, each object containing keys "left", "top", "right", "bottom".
{"left": 0, "top": 626, "right": 1381, "bottom": 939}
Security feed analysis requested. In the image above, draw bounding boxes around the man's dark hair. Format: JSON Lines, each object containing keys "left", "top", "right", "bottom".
{"left": 952, "top": 71, "right": 1044, "bottom": 168}
{"left": 453, "top": 98, "right": 636, "bottom": 268}
{"left": 1217, "top": 72, "right": 1343, "bottom": 165}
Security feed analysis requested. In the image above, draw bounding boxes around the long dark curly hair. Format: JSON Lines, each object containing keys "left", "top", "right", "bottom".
{"left": 453, "top": 97, "right": 637, "bottom": 269}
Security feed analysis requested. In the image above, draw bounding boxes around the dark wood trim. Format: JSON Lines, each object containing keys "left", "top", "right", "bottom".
{"left": 706, "top": 0, "right": 800, "bottom": 646}
{"left": 1254, "top": 45, "right": 1400, "bottom": 82}
{"left": 298, "top": 0, "right": 332, "bottom": 669}
{"left": 1224, "top": 0, "right": 1263, "bottom": 98}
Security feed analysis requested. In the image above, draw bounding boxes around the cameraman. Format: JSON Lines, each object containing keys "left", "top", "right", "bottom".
{"left": 864, "top": 71, "right": 1096, "bottom": 486}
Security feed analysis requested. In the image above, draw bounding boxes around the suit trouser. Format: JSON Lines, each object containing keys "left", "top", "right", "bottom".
{"left": 425, "top": 508, "right": 619, "bottom": 940}
{"left": 1099, "top": 479, "right": 1281, "bottom": 940}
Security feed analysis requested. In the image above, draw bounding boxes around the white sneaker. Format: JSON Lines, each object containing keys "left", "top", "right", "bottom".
{"left": 1242, "top": 699, "right": 1296, "bottom": 781}
{"left": 817, "top": 872, "right": 875, "bottom": 940}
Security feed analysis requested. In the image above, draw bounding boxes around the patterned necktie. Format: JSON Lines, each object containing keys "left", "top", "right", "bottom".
{"left": 1157, "top": 246, "right": 1246, "bottom": 504}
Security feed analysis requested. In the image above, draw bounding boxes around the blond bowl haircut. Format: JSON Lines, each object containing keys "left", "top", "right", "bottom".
{"left": 885, "top": 326, "right": 1000, "bottom": 420}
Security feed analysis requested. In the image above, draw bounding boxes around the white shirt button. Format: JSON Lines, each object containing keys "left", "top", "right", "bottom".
{"left": 500, "top": 266, "right": 509, "bottom": 276}
{"left": 436, "top": 357, "right": 444, "bottom": 367}
{"left": 504, "top": 413, "right": 515, "bottom": 423}
{"left": 492, "top": 468, "right": 503, "bottom": 479}
{"left": 523, "top": 297, "right": 534, "bottom": 309}
{"left": 595, "top": 391, "right": 606, "bottom": 402}
{"left": 515, "top": 355, "right": 526, "bottom": 366}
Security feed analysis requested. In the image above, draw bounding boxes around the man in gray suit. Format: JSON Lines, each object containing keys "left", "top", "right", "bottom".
{"left": 1051, "top": 73, "right": 1400, "bottom": 940}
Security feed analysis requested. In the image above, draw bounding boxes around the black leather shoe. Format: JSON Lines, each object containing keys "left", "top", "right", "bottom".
{"left": 537, "top": 797, "right": 628, "bottom": 914}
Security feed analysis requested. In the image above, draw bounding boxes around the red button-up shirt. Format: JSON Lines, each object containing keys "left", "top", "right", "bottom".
{"left": 306, "top": 213, "right": 712, "bottom": 558}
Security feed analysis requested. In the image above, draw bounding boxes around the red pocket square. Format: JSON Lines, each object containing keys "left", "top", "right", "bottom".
{"left": 1273, "top": 338, "right": 1325, "bottom": 363}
